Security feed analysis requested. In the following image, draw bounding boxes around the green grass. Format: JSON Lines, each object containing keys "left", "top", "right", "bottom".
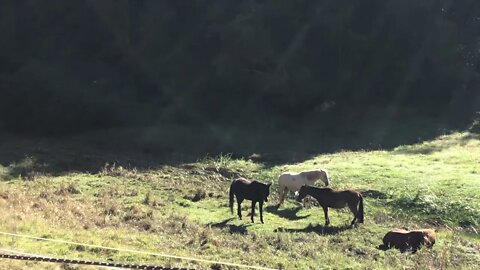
{"left": 0, "top": 132, "right": 479, "bottom": 269}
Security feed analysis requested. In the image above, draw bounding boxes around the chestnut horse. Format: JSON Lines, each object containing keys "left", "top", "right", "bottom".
{"left": 379, "top": 228, "right": 436, "bottom": 253}
{"left": 229, "top": 178, "right": 271, "bottom": 223}
{"left": 296, "top": 185, "right": 364, "bottom": 226}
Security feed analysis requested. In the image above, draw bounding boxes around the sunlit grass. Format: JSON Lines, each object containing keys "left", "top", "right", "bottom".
{"left": 0, "top": 132, "right": 478, "bottom": 269}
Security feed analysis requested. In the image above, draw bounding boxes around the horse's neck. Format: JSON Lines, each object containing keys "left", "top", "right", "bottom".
{"left": 308, "top": 187, "right": 325, "bottom": 198}
{"left": 251, "top": 181, "right": 264, "bottom": 188}
{"left": 306, "top": 178, "right": 316, "bottom": 184}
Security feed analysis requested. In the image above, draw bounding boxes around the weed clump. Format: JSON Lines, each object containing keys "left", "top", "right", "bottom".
{"left": 8, "top": 156, "right": 47, "bottom": 180}
{"left": 184, "top": 189, "right": 206, "bottom": 202}
{"left": 100, "top": 162, "right": 137, "bottom": 178}
{"left": 469, "top": 114, "right": 480, "bottom": 133}
{"left": 54, "top": 182, "right": 81, "bottom": 195}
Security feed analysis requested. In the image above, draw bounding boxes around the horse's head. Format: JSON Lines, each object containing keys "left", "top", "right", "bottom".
{"left": 296, "top": 185, "right": 309, "bottom": 201}
{"left": 306, "top": 169, "right": 330, "bottom": 186}
{"left": 415, "top": 229, "right": 436, "bottom": 248}
{"left": 320, "top": 169, "right": 329, "bottom": 186}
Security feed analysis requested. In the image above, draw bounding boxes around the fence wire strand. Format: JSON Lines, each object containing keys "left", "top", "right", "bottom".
{"left": 0, "top": 231, "right": 278, "bottom": 270}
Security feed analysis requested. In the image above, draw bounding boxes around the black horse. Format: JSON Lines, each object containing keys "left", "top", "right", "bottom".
{"left": 229, "top": 178, "right": 271, "bottom": 223}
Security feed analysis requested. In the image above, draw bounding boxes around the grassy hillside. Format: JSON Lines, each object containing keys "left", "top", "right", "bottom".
{"left": 0, "top": 132, "right": 479, "bottom": 269}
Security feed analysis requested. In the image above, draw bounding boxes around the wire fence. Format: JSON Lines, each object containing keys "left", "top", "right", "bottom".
{"left": 0, "top": 231, "right": 278, "bottom": 270}
{"left": 0, "top": 250, "right": 193, "bottom": 270}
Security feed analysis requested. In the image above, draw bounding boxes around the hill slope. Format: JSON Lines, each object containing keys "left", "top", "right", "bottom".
{"left": 0, "top": 132, "right": 479, "bottom": 269}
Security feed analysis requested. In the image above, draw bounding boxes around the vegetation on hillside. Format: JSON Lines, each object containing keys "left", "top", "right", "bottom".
{"left": 0, "top": 132, "right": 478, "bottom": 269}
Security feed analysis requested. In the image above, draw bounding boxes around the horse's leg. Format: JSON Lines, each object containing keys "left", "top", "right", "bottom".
{"left": 259, "top": 201, "right": 264, "bottom": 224}
{"left": 323, "top": 206, "right": 330, "bottom": 226}
{"left": 251, "top": 200, "right": 256, "bottom": 223}
{"left": 349, "top": 203, "right": 358, "bottom": 226}
{"left": 278, "top": 186, "right": 287, "bottom": 206}
{"left": 302, "top": 195, "right": 309, "bottom": 208}
{"left": 237, "top": 198, "right": 244, "bottom": 220}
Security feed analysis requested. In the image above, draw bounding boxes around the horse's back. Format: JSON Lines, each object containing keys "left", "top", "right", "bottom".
{"left": 280, "top": 171, "right": 299, "bottom": 177}
{"left": 335, "top": 188, "right": 360, "bottom": 194}
{"left": 231, "top": 178, "right": 270, "bottom": 201}
{"left": 231, "top": 177, "right": 251, "bottom": 186}
{"left": 411, "top": 229, "right": 436, "bottom": 247}
{"left": 329, "top": 189, "right": 362, "bottom": 202}
{"left": 412, "top": 228, "right": 435, "bottom": 235}
{"left": 230, "top": 178, "right": 250, "bottom": 192}
{"left": 278, "top": 172, "right": 296, "bottom": 182}
{"left": 298, "top": 170, "right": 319, "bottom": 177}
{"left": 280, "top": 169, "right": 329, "bottom": 189}
{"left": 250, "top": 180, "right": 266, "bottom": 188}
{"left": 309, "top": 187, "right": 360, "bottom": 208}
{"left": 383, "top": 228, "right": 409, "bottom": 247}
{"left": 278, "top": 172, "right": 305, "bottom": 190}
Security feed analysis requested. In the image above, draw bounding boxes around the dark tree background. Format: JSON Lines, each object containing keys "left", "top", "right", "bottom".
{"left": 0, "top": 0, "right": 479, "bottom": 140}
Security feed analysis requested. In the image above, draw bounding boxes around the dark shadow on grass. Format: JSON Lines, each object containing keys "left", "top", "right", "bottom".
{"left": 265, "top": 205, "right": 310, "bottom": 221}
{"left": 376, "top": 243, "right": 421, "bottom": 254}
{"left": 0, "top": 114, "right": 475, "bottom": 177}
{"left": 209, "top": 218, "right": 251, "bottom": 234}
{"left": 274, "top": 223, "right": 352, "bottom": 235}
{"left": 362, "top": 189, "right": 389, "bottom": 199}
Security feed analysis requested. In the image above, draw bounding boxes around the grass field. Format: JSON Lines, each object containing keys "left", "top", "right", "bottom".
{"left": 0, "top": 132, "right": 479, "bottom": 269}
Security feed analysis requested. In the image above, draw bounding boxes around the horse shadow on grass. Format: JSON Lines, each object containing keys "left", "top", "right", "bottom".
{"left": 274, "top": 223, "right": 352, "bottom": 235}
{"left": 208, "top": 218, "right": 251, "bottom": 235}
{"left": 362, "top": 189, "right": 389, "bottom": 199}
{"left": 265, "top": 205, "right": 310, "bottom": 221}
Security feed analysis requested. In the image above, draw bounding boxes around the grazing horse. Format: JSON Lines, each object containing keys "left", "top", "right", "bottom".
{"left": 378, "top": 228, "right": 436, "bottom": 253}
{"left": 229, "top": 178, "right": 271, "bottom": 224}
{"left": 277, "top": 169, "right": 329, "bottom": 206}
{"left": 296, "top": 185, "right": 364, "bottom": 226}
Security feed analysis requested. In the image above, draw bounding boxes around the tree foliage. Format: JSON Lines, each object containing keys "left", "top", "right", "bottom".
{"left": 0, "top": 0, "right": 479, "bottom": 134}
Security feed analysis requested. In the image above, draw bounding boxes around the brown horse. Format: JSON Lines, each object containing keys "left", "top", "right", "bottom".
{"left": 379, "top": 228, "right": 436, "bottom": 253}
{"left": 296, "top": 185, "right": 364, "bottom": 226}
{"left": 229, "top": 178, "right": 271, "bottom": 224}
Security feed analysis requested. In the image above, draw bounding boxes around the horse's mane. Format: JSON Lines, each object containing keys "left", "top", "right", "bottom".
{"left": 304, "top": 185, "right": 332, "bottom": 191}
{"left": 252, "top": 180, "right": 271, "bottom": 188}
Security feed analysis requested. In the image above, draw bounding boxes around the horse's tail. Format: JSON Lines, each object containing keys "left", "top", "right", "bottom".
{"left": 229, "top": 182, "right": 235, "bottom": 214}
{"left": 358, "top": 194, "right": 364, "bottom": 223}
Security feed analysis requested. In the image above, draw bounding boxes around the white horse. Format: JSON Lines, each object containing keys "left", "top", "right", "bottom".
{"left": 277, "top": 169, "right": 329, "bottom": 206}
